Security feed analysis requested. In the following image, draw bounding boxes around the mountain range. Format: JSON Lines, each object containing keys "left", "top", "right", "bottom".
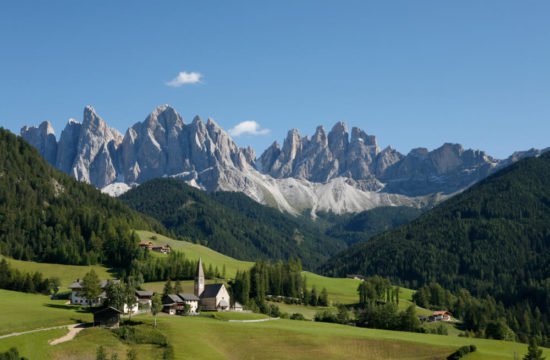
{"left": 20, "top": 105, "right": 545, "bottom": 215}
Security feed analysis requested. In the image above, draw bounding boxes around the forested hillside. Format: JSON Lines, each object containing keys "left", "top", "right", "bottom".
{"left": 322, "top": 152, "right": 550, "bottom": 342}
{"left": 322, "top": 206, "right": 423, "bottom": 245}
{"left": 120, "top": 178, "right": 347, "bottom": 268}
{"left": 0, "top": 129, "right": 164, "bottom": 268}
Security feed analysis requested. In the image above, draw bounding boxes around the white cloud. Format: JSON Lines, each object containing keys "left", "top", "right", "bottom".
{"left": 165, "top": 71, "right": 203, "bottom": 87}
{"left": 228, "top": 121, "right": 270, "bottom": 137}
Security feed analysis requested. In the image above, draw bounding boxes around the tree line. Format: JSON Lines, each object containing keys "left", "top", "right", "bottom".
{"left": 0, "top": 258, "right": 59, "bottom": 295}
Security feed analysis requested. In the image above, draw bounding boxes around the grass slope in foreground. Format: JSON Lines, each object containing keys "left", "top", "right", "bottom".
{"left": 0, "top": 289, "right": 91, "bottom": 335}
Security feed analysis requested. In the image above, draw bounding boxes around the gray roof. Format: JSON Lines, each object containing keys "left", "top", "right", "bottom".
{"left": 200, "top": 284, "right": 224, "bottom": 299}
{"left": 178, "top": 293, "right": 199, "bottom": 301}
{"left": 135, "top": 290, "right": 154, "bottom": 297}
{"left": 163, "top": 294, "right": 182, "bottom": 304}
{"left": 69, "top": 279, "right": 119, "bottom": 289}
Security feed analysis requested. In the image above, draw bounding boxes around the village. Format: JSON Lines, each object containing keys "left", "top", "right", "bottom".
{"left": 69, "top": 258, "right": 242, "bottom": 328}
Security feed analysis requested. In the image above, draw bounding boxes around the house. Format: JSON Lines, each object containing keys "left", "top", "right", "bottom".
{"left": 430, "top": 311, "right": 452, "bottom": 322}
{"left": 69, "top": 279, "right": 119, "bottom": 306}
{"left": 232, "top": 302, "right": 244, "bottom": 312}
{"left": 139, "top": 241, "right": 171, "bottom": 254}
{"left": 346, "top": 274, "right": 366, "bottom": 281}
{"left": 162, "top": 294, "right": 181, "bottom": 315}
{"left": 178, "top": 293, "right": 200, "bottom": 314}
{"left": 195, "top": 258, "right": 231, "bottom": 311}
{"left": 139, "top": 241, "right": 154, "bottom": 250}
{"left": 93, "top": 306, "right": 122, "bottom": 328}
{"left": 152, "top": 245, "right": 171, "bottom": 254}
{"left": 136, "top": 290, "right": 154, "bottom": 310}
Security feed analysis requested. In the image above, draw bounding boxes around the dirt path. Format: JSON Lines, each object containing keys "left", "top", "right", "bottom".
{"left": 49, "top": 324, "right": 87, "bottom": 345}
{"left": 0, "top": 323, "right": 87, "bottom": 344}
{"left": 227, "top": 317, "right": 280, "bottom": 323}
{"left": 0, "top": 324, "right": 72, "bottom": 340}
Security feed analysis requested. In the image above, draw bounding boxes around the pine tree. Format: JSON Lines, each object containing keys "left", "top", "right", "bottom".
{"left": 523, "top": 338, "right": 546, "bottom": 360}
{"left": 163, "top": 279, "right": 173, "bottom": 296}
{"left": 173, "top": 280, "right": 183, "bottom": 294}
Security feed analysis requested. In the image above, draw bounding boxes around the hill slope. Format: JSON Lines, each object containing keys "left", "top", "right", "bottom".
{"left": 322, "top": 206, "right": 424, "bottom": 245}
{"left": 120, "top": 178, "right": 347, "bottom": 268}
{"left": 321, "top": 152, "right": 550, "bottom": 336}
{"left": 0, "top": 128, "right": 164, "bottom": 267}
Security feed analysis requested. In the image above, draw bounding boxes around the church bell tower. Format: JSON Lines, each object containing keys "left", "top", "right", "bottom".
{"left": 194, "top": 257, "right": 205, "bottom": 297}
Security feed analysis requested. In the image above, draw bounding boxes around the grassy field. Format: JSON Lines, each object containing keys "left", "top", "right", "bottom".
{"left": 206, "top": 312, "right": 270, "bottom": 321}
{"left": 0, "top": 325, "right": 163, "bottom": 360}
{"left": 0, "top": 289, "right": 92, "bottom": 335}
{"left": 0, "top": 290, "right": 546, "bottom": 360}
{"left": 155, "top": 314, "right": 542, "bottom": 360}
{"left": 269, "top": 302, "right": 333, "bottom": 320}
{"left": 0, "top": 255, "right": 113, "bottom": 289}
{"left": 137, "top": 230, "right": 253, "bottom": 278}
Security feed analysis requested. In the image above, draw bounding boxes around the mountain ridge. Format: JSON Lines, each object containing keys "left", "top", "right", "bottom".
{"left": 20, "top": 105, "right": 547, "bottom": 215}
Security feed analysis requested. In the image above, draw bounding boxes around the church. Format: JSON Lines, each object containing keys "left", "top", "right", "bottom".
{"left": 194, "top": 258, "right": 231, "bottom": 311}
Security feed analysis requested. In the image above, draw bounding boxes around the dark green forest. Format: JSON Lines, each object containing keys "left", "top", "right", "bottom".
{"left": 322, "top": 206, "right": 423, "bottom": 245}
{"left": 0, "top": 129, "right": 165, "bottom": 268}
{"left": 321, "top": 152, "right": 550, "bottom": 344}
{"left": 120, "top": 178, "right": 347, "bottom": 268}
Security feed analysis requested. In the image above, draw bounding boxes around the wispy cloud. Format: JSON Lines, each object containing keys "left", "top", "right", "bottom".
{"left": 228, "top": 121, "right": 270, "bottom": 137}
{"left": 165, "top": 71, "right": 203, "bottom": 87}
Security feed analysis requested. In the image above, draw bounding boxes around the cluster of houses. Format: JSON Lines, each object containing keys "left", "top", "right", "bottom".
{"left": 138, "top": 241, "right": 171, "bottom": 254}
{"left": 70, "top": 258, "right": 241, "bottom": 327}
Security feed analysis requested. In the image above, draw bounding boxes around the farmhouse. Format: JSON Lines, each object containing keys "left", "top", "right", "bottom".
{"left": 430, "top": 311, "right": 452, "bottom": 322}
{"left": 69, "top": 279, "right": 119, "bottom": 306}
{"left": 136, "top": 290, "right": 154, "bottom": 309}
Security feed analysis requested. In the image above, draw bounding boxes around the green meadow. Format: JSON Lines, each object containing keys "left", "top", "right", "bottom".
{"left": 0, "top": 289, "right": 91, "bottom": 335}
{"left": 0, "top": 255, "right": 113, "bottom": 289}
{"left": 0, "top": 290, "right": 546, "bottom": 360}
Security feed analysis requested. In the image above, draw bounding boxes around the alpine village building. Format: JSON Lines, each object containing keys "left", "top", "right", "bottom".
{"left": 162, "top": 258, "right": 232, "bottom": 315}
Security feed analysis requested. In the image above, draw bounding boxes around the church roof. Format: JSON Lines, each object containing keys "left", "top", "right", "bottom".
{"left": 200, "top": 284, "right": 225, "bottom": 299}
{"left": 196, "top": 258, "right": 204, "bottom": 279}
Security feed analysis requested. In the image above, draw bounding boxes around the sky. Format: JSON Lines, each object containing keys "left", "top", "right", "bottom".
{"left": 1, "top": 1, "right": 549, "bottom": 159}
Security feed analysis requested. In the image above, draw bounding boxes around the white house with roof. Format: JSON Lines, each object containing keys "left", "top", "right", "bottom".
{"left": 69, "top": 279, "right": 118, "bottom": 306}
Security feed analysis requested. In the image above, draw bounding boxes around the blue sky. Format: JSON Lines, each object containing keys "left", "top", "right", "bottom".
{"left": 1, "top": 1, "right": 549, "bottom": 159}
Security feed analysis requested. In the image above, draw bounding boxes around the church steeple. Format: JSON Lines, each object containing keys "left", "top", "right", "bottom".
{"left": 194, "top": 257, "right": 205, "bottom": 297}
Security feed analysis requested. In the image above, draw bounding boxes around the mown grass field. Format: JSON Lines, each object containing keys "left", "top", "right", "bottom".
{"left": 156, "top": 315, "right": 540, "bottom": 360}
{"left": 0, "top": 325, "right": 163, "bottom": 360}
{"left": 0, "top": 289, "right": 92, "bottom": 335}
{"left": 0, "top": 290, "right": 546, "bottom": 360}
{"left": 0, "top": 255, "right": 113, "bottom": 289}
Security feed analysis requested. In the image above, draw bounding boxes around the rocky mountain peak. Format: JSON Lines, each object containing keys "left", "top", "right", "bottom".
{"left": 20, "top": 120, "right": 58, "bottom": 165}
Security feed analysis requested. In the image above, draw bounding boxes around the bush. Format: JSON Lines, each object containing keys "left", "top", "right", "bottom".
{"left": 447, "top": 345, "right": 477, "bottom": 360}
{"left": 290, "top": 313, "right": 306, "bottom": 321}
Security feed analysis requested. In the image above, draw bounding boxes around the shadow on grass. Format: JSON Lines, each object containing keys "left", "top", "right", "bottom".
{"left": 44, "top": 304, "right": 90, "bottom": 314}
{"left": 121, "top": 319, "right": 144, "bottom": 326}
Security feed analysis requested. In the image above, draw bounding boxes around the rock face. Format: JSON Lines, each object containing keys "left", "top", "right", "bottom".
{"left": 20, "top": 105, "right": 545, "bottom": 215}
{"left": 258, "top": 124, "right": 503, "bottom": 196}
{"left": 21, "top": 121, "right": 58, "bottom": 166}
